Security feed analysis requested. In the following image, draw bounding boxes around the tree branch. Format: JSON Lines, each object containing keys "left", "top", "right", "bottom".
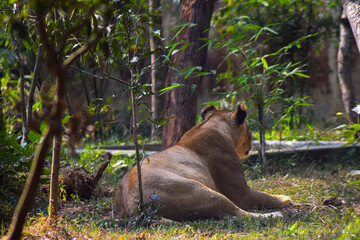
{"left": 70, "top": 65, "right": 130, "bottom": 86}
{"left": 36, "top": 14, "right": 58, "bottom": 70}
{"left": 63, "top": 27, "right": 106, "bottom": 68}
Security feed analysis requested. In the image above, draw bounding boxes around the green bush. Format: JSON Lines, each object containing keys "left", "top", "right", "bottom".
{"left": 0, "top": 130, "right": 33, "bottom": 227}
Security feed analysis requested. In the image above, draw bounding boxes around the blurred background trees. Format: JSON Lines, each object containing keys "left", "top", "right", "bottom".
{"left": 1, "top": 0, "right": 353, "bottom": 148}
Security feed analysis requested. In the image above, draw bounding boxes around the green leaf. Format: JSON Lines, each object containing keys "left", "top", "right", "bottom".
{"left": 170, "top": 26, "right": 186, "bottom": 41}
{"left": 158, "top": 83, "right": 183, "bottom": 95}
{"left": 106, "top": 96, "right": 113, "bottom": 104}
{"left": 28, "top": 130, "right": 41, "bottom": 143}
{"left": 304, "top": 120, "right": 314, "bottom": 132}
{"left": 250, "top": 58, "right": 261, "bottom": 67}
{"left": 62, "top": 115, "right": 71, "bottom": 125}
{"left": 193, "top": 72, "right": 211, "bottom": 78}
{"left": 166, "top": 42, "right": 180, "bottom": 58}
{"left": 293, "top": 72, "right": 310, "bottom": 78}
{"left": 263, "top": 27, "right": 278, "bottom": 35}
{"left": 244, "top": 24, "right": 261, "bottom": 30}
{"left": 350, "top": 124, "right": 360, "bottom": 131}
{"left": 261, "top": 57, "right": 268, "bottom": 70}
{"left": 183, "top": 66, "right": 199, "bottom": 79}
{"left": 349, "top": 179, "right": 360, "bottom": 185}
{"left": 42, "top": 168, "right": 51, "bottom": 175}
{"left": 176, "top": 43, "right": 191, "bottom": 55}
{"left": 343, "top": 130, "right": 354, "bottom": 139}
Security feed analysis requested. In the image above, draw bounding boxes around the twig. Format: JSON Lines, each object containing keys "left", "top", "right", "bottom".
{"left": 63, "top": 27, "right": 107, "bottom": 68}
{"left": 27, "top": 44, "right": 43, "bottom": 135}
{"left": 104, "top": 72, "right": 131, "bottom": 86}
{"left": 70, "top": 65, "right": 108, "bottom": 80}
{"left": 70, "top": 65, "right": 131, "bottom": 87}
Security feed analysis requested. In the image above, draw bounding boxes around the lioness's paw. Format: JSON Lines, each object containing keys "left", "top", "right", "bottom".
{"left": 262, "top": 211, "right": 283, "bottom": 218}
{"left": 276, "top": 195, "right": 292, "bottom": 205}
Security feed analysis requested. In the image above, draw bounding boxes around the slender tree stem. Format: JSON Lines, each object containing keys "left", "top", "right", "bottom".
{"left": 131, "top": 87, "right": 143, "bottom": 211}
{"left": 8, "top": 127, "right": 54, "bottom": 240}
{"left": 10, "top": 31, "right": 28, "bottom": 144}
{"left": 149, "top": 0, "right": 157, "bottom": 136}
{"left": 258, "top": 99, "right": 267, "bottom": 167}
{"left": 27, "top": 45, "right": 43, "bottom": 135}
{"left": 48, "top": 130, "right": 62, "bottom": 224}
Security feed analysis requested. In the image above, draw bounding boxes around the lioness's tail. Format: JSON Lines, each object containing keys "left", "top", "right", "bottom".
{"left": 115, "top": 185, "right": 126, "bottom": 218}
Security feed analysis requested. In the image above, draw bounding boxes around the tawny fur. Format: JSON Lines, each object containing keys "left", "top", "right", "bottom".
{"left": 115, "top": 104, "right": 292, "bottom": 220}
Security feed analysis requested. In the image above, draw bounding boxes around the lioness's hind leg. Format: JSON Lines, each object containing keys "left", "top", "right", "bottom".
{"left": 242, "top": 189, "right": 292, "bottom": 209}
{"left": 159, "top": 179, "right": 259, "bottom": 220}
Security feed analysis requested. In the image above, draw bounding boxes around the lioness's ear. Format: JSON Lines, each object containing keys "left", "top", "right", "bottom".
{"left": 201, "top": 105, "right": 217, "bottom": 120}
{"left": 233, "top": 104, "right": 247, "bottom": 125}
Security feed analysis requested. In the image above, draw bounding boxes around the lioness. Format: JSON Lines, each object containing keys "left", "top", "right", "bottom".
{"left": 115, "top": 104, "right": 292, "bottom": 220}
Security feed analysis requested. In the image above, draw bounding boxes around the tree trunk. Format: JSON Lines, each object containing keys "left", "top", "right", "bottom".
{"left": 342, "top": 0, "right": 360, "bottom": 53}
{"left": 149, "top": 0, "right": 157, "bottom": 137}
{"left": 10, "top": 31, "right": 28, "bottom": 144}
{"left": 27, "top": 45, "right": 43, "bottom": 136}
{"left": 48, "top": 130, "right": 62, "bottom": 224}
{"left": 338, "top": 10, "right": 358, "bottom": 123}
{"left": 162, "top": 0, "right": 215, "bottom": 149}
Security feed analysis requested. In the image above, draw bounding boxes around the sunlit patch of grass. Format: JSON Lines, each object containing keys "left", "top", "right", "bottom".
{"left": 252, "top": 126, "right": 347, "bottom": 142}
{"left": 20, "top": 205, "right": 360, "bottom": 239}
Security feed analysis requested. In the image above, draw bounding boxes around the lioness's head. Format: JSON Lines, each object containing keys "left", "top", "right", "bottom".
{"left": 201, "top": 104, "right": 252, "bottom": 159}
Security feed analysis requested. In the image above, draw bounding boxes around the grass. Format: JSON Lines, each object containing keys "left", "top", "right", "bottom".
{"left": 2, "top": 148, "right": 360, "bottom": 239}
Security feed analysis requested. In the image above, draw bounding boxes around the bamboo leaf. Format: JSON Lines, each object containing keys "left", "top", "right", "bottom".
{"left": 261, "top": 57, "right": 268, "bottom": 70}
{"left": 349, "top": 179, "right": 360, "bottom": 185}
{"left": 293, "top": 72, "right": 310, "bottom": 78}
{"left": 158, "top": 83, "right": 183, "bottom": 95}
{"left": 244, "top": 24, "right": 261, "bottom": 30}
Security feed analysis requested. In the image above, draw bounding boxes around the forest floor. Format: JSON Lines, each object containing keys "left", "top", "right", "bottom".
{"left": 2, "top": 142, "right": 360, "bottom": 239}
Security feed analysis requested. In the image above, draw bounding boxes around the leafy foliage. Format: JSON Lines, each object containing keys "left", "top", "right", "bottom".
{"left": 209, "top": 7, "right": 315, "bottom": 166}
{"left": 0, "top": 130, "right": 33, "bottom": 226}
{"left": 211, "top": 0, "right": 338, "bottom": 135}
